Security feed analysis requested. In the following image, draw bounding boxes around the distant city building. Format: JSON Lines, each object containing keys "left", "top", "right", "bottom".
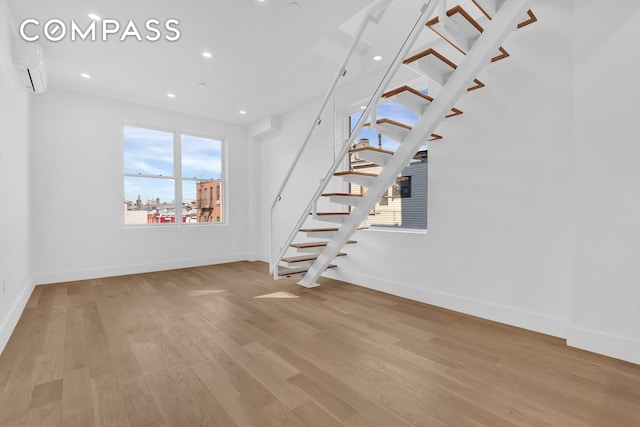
{"left": 123, "top": 181, "right": 223, "bottom": 224}
{"left": 196, "top": 181, "right": 223, "bottom": 222}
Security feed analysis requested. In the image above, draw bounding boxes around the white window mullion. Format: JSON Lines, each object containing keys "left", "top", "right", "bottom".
{"left": 174, "top": 131, "right": 183, "bottom": 225}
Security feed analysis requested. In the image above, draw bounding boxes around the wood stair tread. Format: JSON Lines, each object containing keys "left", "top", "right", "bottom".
{"left": 471, "top": 1, "right": 537, "bottom": 29}
{"left": 403, "top": 48, "right": 485, "bottom": 91}
{"left": 299, "top": 227, "right": 340, "bottom": 232}
{"left": 334, "top": 171, "right": 379, "bottom": 177}
{"left": 335, "top": 170, "right": 418, "bottom": 181}
{"left": 425, "top": 5, "right": 510, "bottom": 63}
{"left": 382, "top": 85, "right": 465, "bottom": 118}
{"left": 368, "top": 119, "right": 442, "bottom": 141}
{"left": 321, "top": 193, "right": 364, "bottom": 197}
{"left": 309, "top": 212, "right": 350, "bottom": 216}
{"left": 281, "top": 253, "right": 346, "bottom": 263}
{"left": 349, "top": 146, "right": 394, "bottom": 156}
{"left": 383, "top": 85, "right": 433, "bottom": 101}
{"left": 517, "top": 10, "right": 537, "bottom": 29}
{"left": 367, "top": 118, "right": 412, "bottom": 130}
{"left": 290, "top": 240, "right": 357, "bottom": 249}
{"left": 278, "top": 264, "right": 337, "bottom": 277}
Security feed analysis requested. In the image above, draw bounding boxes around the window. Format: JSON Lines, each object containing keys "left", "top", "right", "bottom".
{"left": 348, "top": 99, "right": 427, "bottom": 230}
{"left": 397, "top": 175, "right": 411, "bottom": 198}
{"left": 123, "top": 125, "right": 224, "bottom": 225}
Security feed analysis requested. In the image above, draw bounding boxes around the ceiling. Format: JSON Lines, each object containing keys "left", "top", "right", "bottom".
{"left": 6, "top": 0, "right": 381, "bottom": 126}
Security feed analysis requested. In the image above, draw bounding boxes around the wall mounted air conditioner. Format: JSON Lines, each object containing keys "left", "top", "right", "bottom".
{"left": 12, "top": 38, "right": 47, "bottom": 93}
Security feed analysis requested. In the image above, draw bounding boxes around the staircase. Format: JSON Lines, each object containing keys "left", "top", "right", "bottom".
{"left": 270, "top": 0, "right": 536, "bottom": 287}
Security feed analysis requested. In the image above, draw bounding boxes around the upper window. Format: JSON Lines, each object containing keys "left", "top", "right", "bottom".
{"left": 123, "top": 125, "right": 224, "bottom": 225}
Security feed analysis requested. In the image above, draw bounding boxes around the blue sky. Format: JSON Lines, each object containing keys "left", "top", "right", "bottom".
{"left": 123, "top": 126, "right": 222, "bottom": 203}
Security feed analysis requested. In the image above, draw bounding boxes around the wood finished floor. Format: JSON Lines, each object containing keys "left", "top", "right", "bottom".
{"left": 1, "top": 261, "right": 639, "bottom": 427}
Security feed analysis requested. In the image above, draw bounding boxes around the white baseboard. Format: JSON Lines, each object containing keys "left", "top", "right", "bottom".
{"left": 0, "top": 278, "right": 35, "bottom": 355}
{"left": 567, "top": 325, "right": 640, "bottom": 366}
{"left": 32, "top": 254, "right": 251, "bottom": 285}
{"left": 325, "top": 269, "right": 567, "bottom": 339}
{"left": 246, "top": 253, "right": 266, "bottom": 263}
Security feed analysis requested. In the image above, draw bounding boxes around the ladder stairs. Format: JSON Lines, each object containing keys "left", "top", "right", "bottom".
{"left": 274, "top": 0, "right": 536, "bottom": 286}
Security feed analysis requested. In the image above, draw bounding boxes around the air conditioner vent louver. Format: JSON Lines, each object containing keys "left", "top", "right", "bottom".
{"left": 12, "top": 38, "right": 47, "bottom": 93}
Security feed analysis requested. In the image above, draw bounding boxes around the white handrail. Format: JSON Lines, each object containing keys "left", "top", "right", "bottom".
{"left": 268, "top": 0, "right": 394, "bottom": 274}
{"left": 269, "top": 0, "right": 393, "bottom": 214}
{"left": 270, "top": 0, "right": 439, "bottom": 276}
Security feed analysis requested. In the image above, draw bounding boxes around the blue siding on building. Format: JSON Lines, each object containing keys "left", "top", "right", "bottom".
{"left": 401, "top": 159, "right": 427, "bottom": 229}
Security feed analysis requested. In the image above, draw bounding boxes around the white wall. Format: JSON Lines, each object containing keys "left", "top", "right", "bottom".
{"left": 256, "top": 0, "right": 640, "bottom": 364}
{"left": 569, "top": 0, "right": 640, "bottom": 364}
{"left": 0, "top": 0, "right": 33, "bottom": 353}
{"left": 256, "top": 99, "right": 347, "bottom": 265}
{"left": 30, "top": 89, "right": 252, "bottom": 284}
{"left": 330, "top": 0, "right": 573, "bottom": 338}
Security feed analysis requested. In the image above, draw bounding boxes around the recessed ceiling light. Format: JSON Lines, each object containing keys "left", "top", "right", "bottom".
{"left": 360, "top": 106, "right": 366, "bottom": 110}
{"left": 88, "top": 13, "right": 101, "bottom": 21}
{"left": 202, "top": 51, "right": 213, "bottom": 59}
{"left": 239, "top": 110, "right": 246, "bottom": 115}
{"left": 198, "top": 82, "right": 207, "bottom": 87}
{"left": 80, "top": 73, "right": 91, "bottom": 79}
{"left": 373, "top": 55, "right": 382, "bottom": 61}
{"left": 167, "top": 93, "right": 175, "bottom": 98}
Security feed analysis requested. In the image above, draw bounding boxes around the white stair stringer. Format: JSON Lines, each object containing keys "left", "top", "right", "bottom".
{"left": 297, "top": 0, "right": 532, "bottom": 288}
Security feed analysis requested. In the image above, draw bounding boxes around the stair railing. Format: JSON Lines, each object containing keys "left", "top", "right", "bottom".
{"left": 270, "top": 0, "right": 441, "bottom": 277}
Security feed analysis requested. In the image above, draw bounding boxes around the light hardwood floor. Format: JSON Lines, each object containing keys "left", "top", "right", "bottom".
{"left": 0, "top": 261, "right": 638, "bottom": 427}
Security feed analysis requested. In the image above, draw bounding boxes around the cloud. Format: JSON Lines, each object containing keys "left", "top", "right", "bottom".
{"left": 131, "top": 160, "right": 168, "bottom": 176}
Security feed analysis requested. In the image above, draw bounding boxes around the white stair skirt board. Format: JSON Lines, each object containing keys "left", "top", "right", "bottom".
{"left": 296, "top": 0, "right": 533, "bottom": 288}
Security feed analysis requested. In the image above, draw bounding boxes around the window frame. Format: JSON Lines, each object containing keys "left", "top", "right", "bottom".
{"left": 122, "top": 122, "right": 227, "bottom": 227}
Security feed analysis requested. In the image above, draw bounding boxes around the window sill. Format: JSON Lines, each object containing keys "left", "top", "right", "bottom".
{"left": 122, "top": 222, "right": 227, "bottom": 229}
